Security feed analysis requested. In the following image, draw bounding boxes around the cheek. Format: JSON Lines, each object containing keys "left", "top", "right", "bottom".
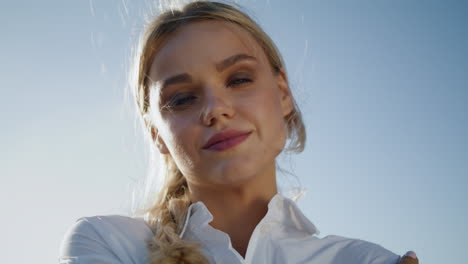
{"left": 239, "top": 81, "right": 283, "bottom": 116}
{"left": 267, "top": 109, "right": 288, "bottom": 150}
{"left": 161, "top": 114, "right": 193, "bottom": 145}
{"left": 254, "top": 83, "right": 286, "bottom": 124}
{"left": 160, "top": 116, "right": 200, "bottom": 170}
{"left": 239, "top": 84, "right": 288, "bottom": 149}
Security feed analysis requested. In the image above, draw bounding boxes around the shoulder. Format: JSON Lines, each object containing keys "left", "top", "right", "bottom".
{"left": 318, "top": 235, "right": 400, "bottom": 264}
{"left": 59, "top": 215, "right": 154, "bottom": 264}
{"left": 69, "top": 215, "right": 153, "bottom": 237}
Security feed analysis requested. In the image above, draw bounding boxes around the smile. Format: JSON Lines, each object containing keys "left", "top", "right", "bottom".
{"left": 203, "top": 131, "right": 251, "bottom": 152}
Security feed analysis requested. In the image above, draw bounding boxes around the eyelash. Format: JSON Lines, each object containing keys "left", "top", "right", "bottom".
{"left": 163, "top": 76, "right": 253, "bottom": 109}
{"left": 165, "top": 94, "right": 197, "bottom": 109}
{"left": 227, "top": 77, "right": 252, "bottom": 87}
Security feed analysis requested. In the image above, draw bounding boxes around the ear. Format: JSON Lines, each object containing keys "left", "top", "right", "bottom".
{"left": 276, "top": 68, "right": 294, "bottom": 117}
{"left": 150, "top": 126, "right": 169, "bottom": 154}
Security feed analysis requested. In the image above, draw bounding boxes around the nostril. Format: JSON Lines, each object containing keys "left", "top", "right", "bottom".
{"left": 200, "top": 97, "right": 235, "bottom": 126}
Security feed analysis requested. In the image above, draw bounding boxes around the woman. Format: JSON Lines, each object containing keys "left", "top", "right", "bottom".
{"left": 59, "top": 1, "right": 419, "bottom": 263}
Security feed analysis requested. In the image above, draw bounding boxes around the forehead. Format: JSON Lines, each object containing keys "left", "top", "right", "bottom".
{"left": 148, "top": 20, "right": 267, "bottom": 82}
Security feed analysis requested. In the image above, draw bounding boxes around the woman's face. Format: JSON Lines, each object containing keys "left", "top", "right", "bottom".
{"left": 148, "top": 20, "right": 293, "bottom": 189}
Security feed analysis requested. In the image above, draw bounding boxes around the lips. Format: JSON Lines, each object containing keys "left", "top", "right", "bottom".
{"left": 203, "top": 129, "right": 251, "bottom": 151}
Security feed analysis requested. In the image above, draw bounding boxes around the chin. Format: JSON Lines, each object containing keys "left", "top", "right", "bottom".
{"left": 211, "top": 160, "right": 264, "bottom": 185}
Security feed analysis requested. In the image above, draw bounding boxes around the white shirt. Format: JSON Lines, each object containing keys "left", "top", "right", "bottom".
{"left": 59, "top": 193, "right": 401, "bottom": 264}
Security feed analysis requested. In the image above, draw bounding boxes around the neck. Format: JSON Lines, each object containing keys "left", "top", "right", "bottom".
{"left": 188, "top": 164, "right": 277, "bottom": 258}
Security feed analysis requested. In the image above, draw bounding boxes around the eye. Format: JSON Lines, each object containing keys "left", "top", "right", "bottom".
{"left": 227, "top": 75, "right": 253, "bottom": 87}
{"left": 164, "top": 94, "right": 197, "bottom": 109}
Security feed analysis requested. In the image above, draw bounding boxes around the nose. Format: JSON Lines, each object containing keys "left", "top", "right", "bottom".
{"left": 200, "top": 92, "right": 235, "bottom": 126}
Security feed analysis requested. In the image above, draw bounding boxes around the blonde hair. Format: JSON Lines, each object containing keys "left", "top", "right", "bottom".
{"left": 131, "top": 1, "right": 306, "bottom": 263}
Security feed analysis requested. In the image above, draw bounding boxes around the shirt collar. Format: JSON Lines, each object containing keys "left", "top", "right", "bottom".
{"left": 179, "top": 192, "right": 319, "bottom": 238}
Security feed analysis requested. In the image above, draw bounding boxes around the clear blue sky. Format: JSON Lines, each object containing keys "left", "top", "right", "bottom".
{"left": 1, "top": 0, "right": 467, "bottom": 263}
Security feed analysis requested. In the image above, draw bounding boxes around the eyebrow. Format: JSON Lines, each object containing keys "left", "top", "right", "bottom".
{"left": 160, "top": 73, "right": 192, "bottom": 92}
{"left": 215, "top": 53, "right": 257, "bottom": 72}
{"left": 159, "top": 53, "right": 257, "bottom": 92}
